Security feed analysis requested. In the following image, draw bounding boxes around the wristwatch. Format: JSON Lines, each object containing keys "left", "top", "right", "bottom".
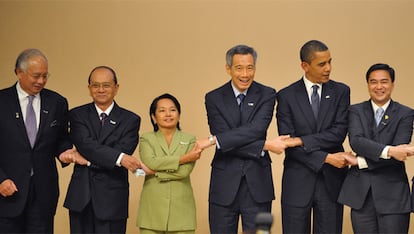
{"left": 208, "top": 135, "right": 216, "bottom": 145}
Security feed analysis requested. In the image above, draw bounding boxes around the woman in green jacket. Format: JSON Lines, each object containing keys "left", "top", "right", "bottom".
{"left": 137, "top": 93, "right": 202, "bottom": 234}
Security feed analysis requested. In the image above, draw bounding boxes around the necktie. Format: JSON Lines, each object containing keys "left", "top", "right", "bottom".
{"left": 375, "top": 107, "right": 384, "bottom": 126}
{"left": 100, "top": 113, "right": 108, "bottom": 127}
{"left": 311, "top": 85, "right": 320, "bottom": 119}
{"left": 25, "top": 95, "right": 37, "bottom": 147}
{"left": 238, "top": 94, "right": 245, "bottom": 112}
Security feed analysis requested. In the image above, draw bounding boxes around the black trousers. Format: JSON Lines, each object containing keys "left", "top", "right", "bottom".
{"left": 351, "top": 190, "right": 410, "bottom": 234}
{"left": 69, "top": 202, "right": 126, "bottom": 234}
{"left": 282, "top": 175, "right": 343, "bottom": 234}
{"left": 0, "top": 180, "right": 54, "bottom": 234}
{"left": 209, "top": 177, "right": 272, "bottom": 234}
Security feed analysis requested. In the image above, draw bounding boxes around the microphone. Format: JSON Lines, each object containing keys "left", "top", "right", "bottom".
{"left": 255, "top": 212, "right": 273, "bottom": 234}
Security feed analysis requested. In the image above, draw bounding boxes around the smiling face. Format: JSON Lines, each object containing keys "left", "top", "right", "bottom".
{"left": 151, "top": 98, "right": 180, "bottom": 130}
{"left": 88, "top": 67, "right": 119, "bottom": 110}
{"left": 301, "top": 50, "right": 332, "bottom": 84}
{"left": 368, "top": 69, "right": 394, "bottom": 106}
{"left": 226, "top": 54, "right": 255, "bottom": 92}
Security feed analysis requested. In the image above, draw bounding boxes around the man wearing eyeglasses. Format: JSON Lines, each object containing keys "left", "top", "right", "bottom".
{"left": 0, "top": 48, "right": 73, "bottom": 233}
{"left": 62, "top": 66, "right": 147, "bottom": 234}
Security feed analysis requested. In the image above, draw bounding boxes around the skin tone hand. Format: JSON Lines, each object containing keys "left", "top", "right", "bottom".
{"left": 263, "top": 135, "right": 291, "bottom": 154}
{"left": 59, "top": 148, "right": 89, "bottom": 166}
{"left": 0, "top": 179, "right": 18, "bottom": 197}
{"left": 139, "top": 161, "right": 156, "bottom": 175}
{"left": 387, "top": 144, "right": 414, "bottom": 161}
{"left": 325, "top": 152, "right": 354, "bottom": 168}
{"left": 120, "top": 155, "right": 142, "bottom": 172}
{"left": 196, "top": 137, "right": 215, "bottom": 150}
{"left": 343, "top": 152, "right": 358, "bottom": 166}
{"left": 179, "top": 142, "right": 203, "bottom": 164}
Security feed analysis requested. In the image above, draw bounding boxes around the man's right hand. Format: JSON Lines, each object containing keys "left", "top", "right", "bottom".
{"left": 0, "top": 179, "right": 18, "bottom": 197}
{"left": 120, "top": 155, "right": 141, "bottom": 172}
{"left": 325, "top": 152, "right": 354, "bottom": 168}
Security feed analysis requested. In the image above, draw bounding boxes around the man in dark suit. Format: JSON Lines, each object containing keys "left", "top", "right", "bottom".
{"left": 338, "top": 63, "right": 414, "bottom": 233}
{"left": 0, "top": 48, "right": 73, "bottom": 233}
{"left": 198, "top": 44, "right": 288, "bottom": 234}
{"left": 62, "top": 66, "right": 143, "bottom": 234}
{"left": 276, "top": 40, "right": 352, "bottom": 233}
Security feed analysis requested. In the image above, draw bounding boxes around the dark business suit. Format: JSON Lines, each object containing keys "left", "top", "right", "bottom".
{"left": 0, "top": 84, "right": 71, "bottom": 233}
{"left": 276, "top": 78, "right": 350, "bottom": 233}
{"left": 338, "top": 100, "right": 413, "bottom": 233}
{"left": 205, "top": 81, "right": 276, "bottom": 233}
{"left": 63, "top": 102, "right": 140, "bottom": 233}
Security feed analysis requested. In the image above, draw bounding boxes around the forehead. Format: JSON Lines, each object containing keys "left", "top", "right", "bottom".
{"left": 26, "top": 56, "right": 48, "bottom": 69}
{"left": 157, "top": 98, "right": 175, "bottom": 108}
{"left": 310, "top": 50, "right": 331, "bottom": 64}
{"left": 232, "top": 54, "right": 254, "bottom": 66}
{"left": 90, "top": 68, "right": 114, "bottom": 82}
{"left": 369, "top": 69, "right": 391, "bottom": 80}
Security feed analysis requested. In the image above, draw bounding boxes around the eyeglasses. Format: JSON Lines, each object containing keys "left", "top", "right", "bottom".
{"left": 89, "top": 82, "right": 115, "bottom": 90}
{"left": 28, "top": 72, "right": 50, "bottom": 80}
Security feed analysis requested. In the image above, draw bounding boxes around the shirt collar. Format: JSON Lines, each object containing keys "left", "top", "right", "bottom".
{"left": 16, "top": 82, "right": 40, "bottom": 101}
{"left": 303, "top": 75, "right": 322, "bottom": 93}
{"left": 371, "top": 99, "right": 390, "bottom": 113}
{"left": 231, "top": 81, "right": 248, "bottom": 98}
{"left": 95, "top": 102, "right": 114, "bottom": 116}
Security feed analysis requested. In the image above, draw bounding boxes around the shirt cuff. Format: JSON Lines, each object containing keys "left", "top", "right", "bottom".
{"left": 116, "top": 153, "right": 124, "bottom": 167}
{"left": 357, "top": 156, "right": 368, "bottom": 169}
{"left": 380, "top": 146, "right": 391, "bottom": 159}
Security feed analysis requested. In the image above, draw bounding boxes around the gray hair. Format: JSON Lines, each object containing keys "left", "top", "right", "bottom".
{"left": 15, "top": 48, "right": 48, "bottom": 74}
{"left": 225, "top": 44, "right": 257, "bottom": 67}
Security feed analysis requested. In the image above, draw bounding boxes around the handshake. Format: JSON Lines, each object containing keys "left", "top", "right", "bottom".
{"left": 59, "top": 148, "right": 155, "bottom": 176}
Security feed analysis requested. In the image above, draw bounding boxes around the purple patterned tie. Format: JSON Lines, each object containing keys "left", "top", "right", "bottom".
{"left": 100, "top": 113, "right": 108, "bottom": 127}
{"left": 25, "top": 95, "right": 37, "bottom": 147}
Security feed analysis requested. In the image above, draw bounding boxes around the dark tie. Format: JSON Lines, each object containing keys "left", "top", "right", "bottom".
{"left": 375, "top": 107, "right": 384, "bottom": 126}
{"left": 311, "top": 85, "right": 320, "bottom": 119}
{"left": 25, "top": 95, "right": 37, "bottom": 147}
{"left": 100, "top": 113, "right": 108, "bottom": 127}
{"left": 238, "top": 94, "right": 246, "bottom": 112}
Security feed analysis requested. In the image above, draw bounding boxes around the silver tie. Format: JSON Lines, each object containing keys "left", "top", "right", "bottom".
{"left": 25, "top": 95, "right": 37, "bottom": 147}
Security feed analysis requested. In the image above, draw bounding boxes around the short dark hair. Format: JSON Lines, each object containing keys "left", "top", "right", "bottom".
{"left": 149, "top": 93, "right": 181, "bottom": 131}
{"left": 226, "top": 44, "right": 257, "bottom": 67}
{"left": 15, "top": 48, "right": 48, "bottom": 74}
{"left": 365, "top": 63, "right": 395, "bottom": 83}
{"left": 300, "top": 40, "right": 329, "bottom": 63}
{"left": 88, "top": 66, "right": 118, "bottom": 84}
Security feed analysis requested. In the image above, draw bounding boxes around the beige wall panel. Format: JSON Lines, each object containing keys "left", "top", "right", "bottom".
{"left": 1, "top": 0, "right": 414, "bottom": 233}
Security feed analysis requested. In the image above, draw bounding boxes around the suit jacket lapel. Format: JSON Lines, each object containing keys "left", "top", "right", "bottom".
{"left": 100, "top": 102, "right": 120, "bottom": 141}
{"left": 241, "top": 82, "right": 258, "bottom": 123}
{"left": 36, "top": 90, "right": 52, "bottom": 147}
{"left": 294, "top": 80, "right": 317, "bottom": 129}
{"left": 87, "top": 103, "right": 101, "bottom": 140}
{"left": 361, "top": 101, "right": 376, "bottom": 138}
{"left": 376, "top": 100, "right": 394, "bottom": 133}
{"left": 317, "top": 81, "right": 334, "bottom": 131}
{"left": 222, "top": 82, "right": 240, "bottom": 126}
{"left": 8, "top": 86, "right": 31, "bottom": 148}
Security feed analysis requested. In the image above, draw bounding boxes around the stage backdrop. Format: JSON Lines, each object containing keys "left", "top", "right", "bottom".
{"left": 1, "top": 0, "right": 414, "bottom": 233}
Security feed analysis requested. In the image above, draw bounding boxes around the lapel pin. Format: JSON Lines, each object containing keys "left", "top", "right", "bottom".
{"left": 180, "top": 141, "right": 189, "bottom": 145}
{"left": 15, "top": 112, "right": 19, "bottom": 119}
{"left": 109, "top": 120, "right": 116, "bottom": 125}
{"left": 384, "top": 115, "right": 389, "bottom": 120}
{"left": 248, "top": 102, "right": 254, "bottom": 106}
{"left": 325, "top": 95, "right": 330, "bottom": 99}
{"left": 42, "top": 110, "right": 49, "bottom": 114}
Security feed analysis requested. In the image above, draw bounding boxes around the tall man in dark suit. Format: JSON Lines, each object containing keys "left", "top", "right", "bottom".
{"left": 0, "top": 48, "right": 73, "bottom": 233}
{"left": 197, "top": 44, "right": 288, "bottom": 234}
{"left": 62, "top": 66, "right": 144, "bottom": 234}
{"left": 276, "top": 40, "right": 352, "bottom": 233}
{"left": 338, "top": 63, "right": 414, "bottom": 234}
